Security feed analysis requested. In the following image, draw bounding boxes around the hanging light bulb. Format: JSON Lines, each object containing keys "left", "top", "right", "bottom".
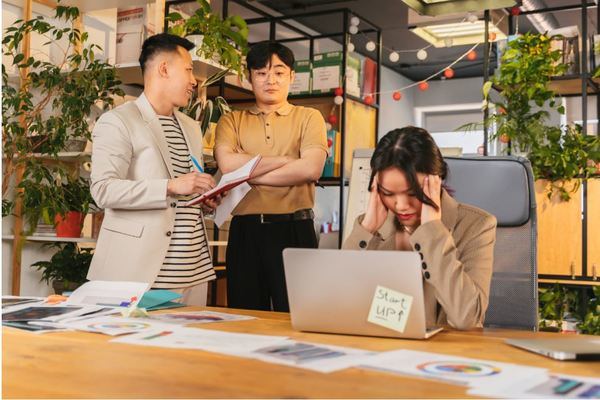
{"left": 364, "top": 95, "right": 374, "bottom": 105}
{"left": 328, "top": 114, "right": 338, "bottom": 125}
{"left": 389, "top": 51, "right": 399, "bottom": 63}
{"left": 392, "top": 91, "right": 402, "bottom": 101}
{"left": 467, "top": 50, "right": 477, "bottom": 61}
{"left": 326, "top": 122, "right": 332, "bottom": 131}
{"left": 366, "top": 41, "right": 376, "bottom": 52}
{"left": 444, "top": 38, "right": 453, "bottom": 48}
{"left": 418, "top": 81, "right": 429, "bottom": 91}
{"left": 489, "top": 32, "right": 497, "bottom": 41}
{"left": 334, "top": 95, "right": 344, "bottom": 105}
{"left": 443, "top": 68, "right": 455, "bottom": 79}
{"left": 467, "top": 12, "right": 478, "bottom": 23}
{"left": 350, "top": 16, "right": 360, "bottom": 27}
{"left": 416, "top": 49, "right": 428, "bottom": 61}
{"left": 347, "top": 42, "right": 355, "bottom": 52}
{"left": 349, "top": 25, "right": 358, "bottom": 35}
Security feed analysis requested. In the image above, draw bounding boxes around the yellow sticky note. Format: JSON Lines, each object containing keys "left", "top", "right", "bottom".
{"left": 367, "top": 285, "right": 413, "bottom": 333}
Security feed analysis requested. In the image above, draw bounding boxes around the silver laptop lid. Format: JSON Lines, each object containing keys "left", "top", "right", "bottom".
{"left": 506, "top": 338, "right": 600, "bottom": 361}
{"left": 283, "top": 248, "right": 429, "bottom": 339}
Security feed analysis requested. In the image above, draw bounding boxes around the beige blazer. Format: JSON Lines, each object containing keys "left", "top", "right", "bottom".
{"left": 88, "top": 93, "right": 206, "bottom": 284}
{"left": 343, "top": 190, "right": 497, "bottom": 330}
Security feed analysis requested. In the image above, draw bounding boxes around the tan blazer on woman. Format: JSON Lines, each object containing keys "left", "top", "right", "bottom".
{"left": 343, "top": 190, "right": 497, "bottom": 330}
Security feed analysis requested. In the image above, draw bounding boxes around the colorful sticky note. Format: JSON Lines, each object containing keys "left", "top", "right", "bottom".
{"left": 367, "top": 285, "right": 413, "bottom": 333}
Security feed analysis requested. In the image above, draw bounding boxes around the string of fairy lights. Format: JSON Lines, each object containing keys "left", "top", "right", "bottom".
{"left": 328, "top": 6, "right": 521, "bottom": 108}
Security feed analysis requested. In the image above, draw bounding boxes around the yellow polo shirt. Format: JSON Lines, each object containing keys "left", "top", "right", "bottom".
{"left": 215, "top": 102, "right": 327, "bottom": 215}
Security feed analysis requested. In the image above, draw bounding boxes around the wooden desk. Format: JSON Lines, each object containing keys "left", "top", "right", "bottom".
{"left": 3, "top": 307, "right": 599, "bottom": 398}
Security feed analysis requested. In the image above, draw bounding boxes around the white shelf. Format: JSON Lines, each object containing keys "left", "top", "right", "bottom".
{"left": 59, "top": 0, "right": 155, "bottom": 13}
{"left": 116, "top": 56, "right": 230, "bottom": 86}
{"left": 2, "top": 235, "right": 97, "bottom": 243}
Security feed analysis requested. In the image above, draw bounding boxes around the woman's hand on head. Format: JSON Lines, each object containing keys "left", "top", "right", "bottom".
{"left": 360, "top": 173, "right": 389, "bottom": 234}
{"left": 421, "top": 175, "right": 442, "bottom": 225}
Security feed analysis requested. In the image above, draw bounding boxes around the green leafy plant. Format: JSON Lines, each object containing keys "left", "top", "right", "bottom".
{"left": 529, "top": 124, "right": 600, "bottom": 200}
{"left": 2, "top": 4, "right": 123, "bottom": 232}
{"left": 461, "top": 33, "right": 600, "bottom": 201}
{"left": 31, "top": 242, "right": 93, "bottom": 286}
{"left": 539, "top": 283, "right": 579, "bottom": 331}
{"left": 482, "top": 33, "right": 568, "bottom": 154}
{"left": 166, "top": 0, "right": 249, "bottom": 77}
{"left": 578, "top": 286, "right": 600, "bottom": 335}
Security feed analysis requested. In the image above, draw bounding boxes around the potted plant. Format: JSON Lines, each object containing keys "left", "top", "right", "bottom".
{"left": 54, "top": 177, "right": 95, "bottom": 238}
{"left": 31, "top": 242, "right": 92, "bottom": 294}
{"left": 166, "top": 0, "right": 249, "bottom": 77}
{"left": 2, "top": 4, "right": 123, "bottom": 240}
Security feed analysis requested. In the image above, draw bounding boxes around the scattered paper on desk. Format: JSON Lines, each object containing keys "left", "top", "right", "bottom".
{"left": 2, "top": 296, "right": 45, "bottom": 310}
{"left": 3, "top": 320, "right": 71, "bottom": 334}
{"left": 66, "top": 280, "right": 149, "bottom": 307}
{"left": 367, "top": 285, "right": 413, "bottom": 333}
{"left": 2, "top": 305, "right": 84, "bottom": 322}
{"left": 250, "top": 340, "right": 376, "bottom": 373}
{"left": 57, "top": 316, "right": 175, "bottom": 336}
{"left": 213, "top": 182, "right": 251, "bottom": 228}
{"left": 360, "top": 349, "right": 548, "bottom": 388}
{"left": 469, "top": 372, "right": 600, "bottom": 398}
{"left": 150, "top": 310, "right": 255, "bottom": 325}
{"left": 112, "top": 326, "right": 288, "bottom": 356}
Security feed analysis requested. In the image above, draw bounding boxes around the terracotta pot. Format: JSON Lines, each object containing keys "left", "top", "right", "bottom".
{"left": 54, "top": 211, "right": 85, "bottom": 238}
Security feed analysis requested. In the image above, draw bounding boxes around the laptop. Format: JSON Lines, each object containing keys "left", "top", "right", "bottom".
{"left": 282, "top": 248, "right": 443, "bottom": 339}
{"left": 506, "top": 338, "right": 600, "bottom": 361}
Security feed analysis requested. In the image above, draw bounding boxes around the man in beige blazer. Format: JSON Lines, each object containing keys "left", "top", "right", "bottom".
{"left": 88, "top": 34, "right": 218, "bottom": 305}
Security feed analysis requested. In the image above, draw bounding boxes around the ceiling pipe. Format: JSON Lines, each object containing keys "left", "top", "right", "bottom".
{"left": 520, "top": 0, "right": 559, "bottom": 33}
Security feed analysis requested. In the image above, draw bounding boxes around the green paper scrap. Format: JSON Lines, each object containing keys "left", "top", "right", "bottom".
{"left": 139, "top": 290, "right": 184, "bottom": 311}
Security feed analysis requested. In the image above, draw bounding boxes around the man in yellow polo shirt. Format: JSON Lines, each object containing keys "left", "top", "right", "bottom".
{"left": 215, "top": 41, "right": 327, "bottom": 311}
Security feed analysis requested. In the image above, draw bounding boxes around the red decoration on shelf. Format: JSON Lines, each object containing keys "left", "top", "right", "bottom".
{"left": 327, "top": 114, "right": 338, "bottom": 125}
{"left": 392, "top": 91, "right": 402, "bottom": 101}
{"left": 467, "top": 50, "right": 477, "bottom": 61}
{"left": 327, "top": 138, "right": 333, "bottom": 147}
{"left": 334, "top": 87, "right": 344, "bottom": 97}
{"left": 510, "top": 6, "right": 521, "bottom": 16}
{"left": 418, "top": 81, "right": 429, "bottom": 91}
{"left": 443, "top": 68, "right": 455, "bottom": 79}
{"left": 364, "top": 95, "right": 374, "bottom": 105}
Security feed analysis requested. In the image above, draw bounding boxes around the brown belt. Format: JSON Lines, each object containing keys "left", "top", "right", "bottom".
{"left": 236, "top": 209, "right": 314, "bottom": 224}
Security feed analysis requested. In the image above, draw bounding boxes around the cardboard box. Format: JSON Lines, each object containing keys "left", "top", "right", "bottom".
{"left": 290, "top": 60, "right": 311, "bottom": 95}
{"left": 312, "top": 51, "right": 343, "bottom": 94}
{"left": 116, "top": 5, "right": 156, "bottom": 65}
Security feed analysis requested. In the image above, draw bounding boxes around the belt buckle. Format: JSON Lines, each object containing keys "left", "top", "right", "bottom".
{"left": 260, "top": 214, "right": 269, "bottom": 224}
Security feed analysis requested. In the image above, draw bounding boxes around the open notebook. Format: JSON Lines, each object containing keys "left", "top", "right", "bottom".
{"left": 186, "top": 155, "right": 262, "bottom": 206}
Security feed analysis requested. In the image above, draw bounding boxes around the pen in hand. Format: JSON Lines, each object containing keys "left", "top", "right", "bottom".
{"left": 190, "top": 155, "right": 204, "bottom": 173}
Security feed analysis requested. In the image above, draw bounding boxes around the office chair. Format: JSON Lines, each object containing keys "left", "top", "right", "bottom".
{"left": 445, "top": 156, "right": 538, "bottom": 331}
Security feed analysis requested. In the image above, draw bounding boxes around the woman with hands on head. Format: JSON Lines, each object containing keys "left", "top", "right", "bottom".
{"left": 343, "top": 126, "right": 497, "bottom": 330}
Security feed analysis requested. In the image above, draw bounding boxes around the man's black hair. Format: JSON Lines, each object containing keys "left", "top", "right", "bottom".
{"left": 246, "top": 41, "right": 295, "bottom": 73}
{"left": 139, "top": 33, "right": 194, "bottom": 75}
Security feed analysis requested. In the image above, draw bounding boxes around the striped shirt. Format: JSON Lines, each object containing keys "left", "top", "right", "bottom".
{"left": 152, "top": 115, "right": 216, "bottom": 289}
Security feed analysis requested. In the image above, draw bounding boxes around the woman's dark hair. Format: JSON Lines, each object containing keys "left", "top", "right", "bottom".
{"left": 246, "top": 41, "right": 295, "bottom": 73}
{"left": 369, "top": 126, "right": 449, "bottom": 211}
{"left": 139, "top": 33, "right": 194, "bottom": 75}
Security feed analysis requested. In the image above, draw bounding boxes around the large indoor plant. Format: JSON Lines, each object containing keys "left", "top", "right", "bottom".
{"left": 475, "top": 33, "right": 599, "bottom": 200}
{"left": 2, "top": 5, "right": 124, "bottom": 233}
{"left": 31, "top": 242, "right": 92, "bottom": 294}
{"left": 166, "top": 0, "right": 249, "bottom": 77}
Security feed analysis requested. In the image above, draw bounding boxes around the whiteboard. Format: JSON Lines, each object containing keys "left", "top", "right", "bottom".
{"left": 343, "top": 149, "right": 374, "bottom": 243}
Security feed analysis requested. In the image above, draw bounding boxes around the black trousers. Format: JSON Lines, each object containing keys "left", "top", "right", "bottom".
{"left": 226, "top": 215, "right": 318, "bottom": 312}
